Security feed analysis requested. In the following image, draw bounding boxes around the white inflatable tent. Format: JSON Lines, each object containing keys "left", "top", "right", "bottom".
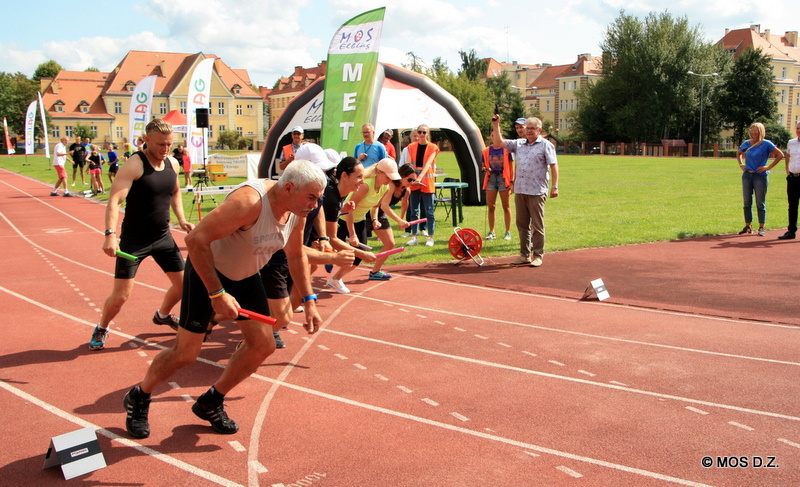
{"left": 259, "top": 63, "right": 485, "bottom": 204}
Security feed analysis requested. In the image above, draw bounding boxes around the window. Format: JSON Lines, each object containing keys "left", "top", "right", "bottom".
{"left": 545, "top": 100, "right": 551, "bottom": 112}
{"left": 782, "top": 67, "right": 788, "bottom": 78}
{"left": 159, "top": 102, "right": 167, "bottom": 115}
{"left": 56, "top": 105, "right": 64, "bottom": 113}
{"left": 65, "top": 126, "right": 73, "bottom": 137}
{"left": 219, "top": 125, "right": 226, "bottom": 133}
{"left": 180, "top": 101, "right": 186, "bottom": 114}
{"left": 236, "top": 126, "right": 243, "bottom": 135}
{"left": 218, "top": 102, "right": 225, "bottom": 115}
{"left": 780, "top": 90, "right": 786, "bottom": 104}
{"left": 51, "top": 126, "right": 60, "bottom": 138}
{"left": 91, "top": 126, "right": 98, "bottom": 135}
{"left": 116, "top": 127, "right": 124, "bottom": 138}
{"left": 114, "top": 102, "right": 122, "bottom": 114}
{"left": 207, "top": 125, "right": 213, "bottom": 138}
{"left": 246, "top": 104, "right": 253, "bottom": 110}
{"left": 236, "top": 104, "right": 242, "bottom": 115}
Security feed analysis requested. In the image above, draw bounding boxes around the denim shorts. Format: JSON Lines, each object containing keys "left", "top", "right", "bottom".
{"left": 486, "top": 172, "right": 509, "bottom": 192}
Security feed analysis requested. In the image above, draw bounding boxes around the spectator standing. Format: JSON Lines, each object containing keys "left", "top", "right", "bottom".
{"left": 779, "top": 121, "right": 800, "bottom": 239}
{"left": 491, "top": 116, "right": 559, "bottom": 267}
{"left": 405, "top": 124, "right": 439, "bottom": 247}
{"left": 482, "top": 142, "right": 514, "bottom": 241}
{"left": 69, "top": 135, "right": 87, "bottom": 186}
{"left": 736, "top": 122, "right": 784, "bottom": 236}
{"left": 106, "top": 143, "right": 120, "bottom": 184}
{"left": 354, "top": 123, "right": 387, "bottom": 168}
{"left": 50, "top": 137, "right": 73, "bottom": 196}
{"left": 378, "top": 128, "right": 397, "bottom": 160}
{"left": 278, "top": 126, "right": 305, "bottom": 171}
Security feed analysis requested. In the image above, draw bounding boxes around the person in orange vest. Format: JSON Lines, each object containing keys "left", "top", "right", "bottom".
{"left": 405, "top": 124, "right": 439, "bottom": 247}
{"left": 278, "top": 126, "right": 305, "bottom": 171}
{"left": 481, "top": 142, "right": 514, "bottom": 240}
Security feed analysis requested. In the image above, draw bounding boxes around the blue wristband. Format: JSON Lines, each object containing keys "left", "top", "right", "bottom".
{"left": 301, "top": 294, "right": 318, "bottom": 303}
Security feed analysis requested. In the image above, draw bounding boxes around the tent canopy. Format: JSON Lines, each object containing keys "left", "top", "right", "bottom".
{"left": 259, "top": 63, "right": 485, "bottom": 204}
{"left": 163, "top": 110, "right": 187, "bottom": 134}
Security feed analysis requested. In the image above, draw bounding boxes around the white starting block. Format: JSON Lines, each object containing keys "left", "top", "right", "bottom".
{"left": 582, "top": 278, "right": 610, "bottom": 301}
{"left": 43, "top": 427, "right": 106, "bottom": 479}
{"left": 181, "top": 185, "right": 236, "bottom": 195}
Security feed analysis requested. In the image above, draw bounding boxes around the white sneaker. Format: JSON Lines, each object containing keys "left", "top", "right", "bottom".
{"left": 407, "top": 236, "right": 418, "bottom": 246}
{"left": 326, "top": 278, "right": 350, "bottom": 294}
{"left": 421, "top": 230, "right": 428, "bottom": 236}
{"left": 400, "top": 232, "right": 411, "bottom": 238}
{"left": 503, "top": 231, "right": 512, "bottom": 241}
{"left": 293, "top": 305, "right": 304, "bottom": 313}
{"left": 425, "top": 236, "right": 434, "bottom": 247}
{"left": 71, "top": 182, "right": 75, "bottom": 187}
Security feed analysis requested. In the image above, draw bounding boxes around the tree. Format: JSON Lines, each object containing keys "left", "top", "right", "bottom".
{"left": 485, "top": 74, "right": 524, "bottom": 138}
{"left": 403, "top": 52, "right": 425, "bottom": 74}
{"left": 575, "top": 10, "right": 720, "bottom": 144}
{"left": 0, "top": 71, "right": 38, "bottom": 134}
{"left": 458, "top": 49, "right": 487, "bottom": 82}
{"left": 74, "top": 124, "right": 97, "bottom": 140}
{"left": 32, "top": 60, "right": 62, "bottom": 82}
{"left": 217, "top": 130, "right": 246, "bottom": 150}
{"left": 717, "top": 47, "right": 778, "bottom": 144}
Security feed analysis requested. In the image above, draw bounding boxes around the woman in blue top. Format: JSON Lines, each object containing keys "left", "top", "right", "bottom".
{"left": 737, "top": 122, "right": 784, "bottom": 236}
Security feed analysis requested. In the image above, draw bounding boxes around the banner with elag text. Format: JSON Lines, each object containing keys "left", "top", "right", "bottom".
{"left": 128, "top": 75, "right": 157, "bottom": 151}
{"left": 187, "top": 57, "right": 215, "bottom": 169}
{"left": 320, "top": 7, "right": 385, "bottom": 155}
{"left": 24, "top": 100, "right": 37, "bottom": 155}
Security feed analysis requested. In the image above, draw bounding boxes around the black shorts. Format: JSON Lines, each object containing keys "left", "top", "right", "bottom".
{"left": 337, "top": 218, "right": 368, "bottom": 266}
{"left": 179, "top": 258, "right": 270, "bottom": 334}
{"left": 115, "top": 232, "right": 185, "bottom": 279}
{"left": 72, "top": 161, "right": 85, "bottom": 168}
{"left": 260, "top": 264, "right": 292, "bottom": 300}
{"left": 108, "top": 163, "right": 119, "bottom": 174}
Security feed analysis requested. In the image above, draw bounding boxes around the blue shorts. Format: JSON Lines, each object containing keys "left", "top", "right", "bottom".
{"left": 115, "top": 232, "right": 184, "bottom": 279}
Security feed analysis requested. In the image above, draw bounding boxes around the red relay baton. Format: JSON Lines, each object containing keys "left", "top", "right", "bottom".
{"left": 375, "top": 247, "right": 405, "bottom": 259}
{"left": 237, "top": 308, "right": 277, "bottom": 325}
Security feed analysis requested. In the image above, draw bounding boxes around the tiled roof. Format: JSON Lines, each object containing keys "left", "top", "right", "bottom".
{"left": 41, "top": 71, "right": 114, "bottom": 120}
{"left": 717, "top": 28, "right": 800, "bottom": 63}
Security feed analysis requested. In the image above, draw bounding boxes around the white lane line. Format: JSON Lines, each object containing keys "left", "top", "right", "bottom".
{"left": 0, "top": 380, "right": 244, "bottom": 487}
{"left": 686, "top": 406, "right": 709, "bottom": 415}
{"left": 416, "top": 314, "right": 427, "bottom": 319}
{"left": 556, "top": 465, "right": 583, "bottom": 478}
{"left": 169, "top": 382, "right": 181, "bottom": 389}
{"left": 434, "top": 320, "right": 446, "bottom": 325}
{"left": 374, "top": 374, "right": 389, "bottom": 381}
{"left": 728, "top": 421, "right": 754, "bottom": 431}
{"left": 353, "top": 294, "right": 800, "bottom": 367}
{"left": 353, "top": 363, "right": 367, "bottom": 370}
{"left": 474, "top": 334, "right": 488, "bottom": 340}
{"left": 333, "top": 353, "right": 348, "bottom": 360}
{"left": 450, "top": 412, "right": 469, "bottom": 422}
{"left": 523, "top": 451, "right": 541, "bottom": 458}
{"left": 609, "top": 381, "right": 628, "bottom": 387}
{"left": 421, "top": 398, "right": 439, "bottom": 406}
{"left": 497, "top": 342, "right": 512, "bottom": 348}
{"left": 317, "top": 345, "right": 329, "bottom": 351}
{"left": 397, "top": 386, "right": 413, "bottom": 394}
{"left": 182, "top": 394, "right": 194, "bottom": 402}
{"left": 137, "top": 351, "right": 148, "bottom": 357}
{"left": 548, "top": 360, "right": 565, "bottom": 367}
{"left": 228, "top": 441, "right": 246, "bottom": 452}
{"left": 453, "top": 327, "right": 466, "bottom": 332}
{"left": 578, "top": 370, "right": 596, "bottom": 377}
{"left": 249, "top": 460, "right": 268, "bottom": 474}
{"left": 777, "top": 438, "right": 800, "bottom": 449}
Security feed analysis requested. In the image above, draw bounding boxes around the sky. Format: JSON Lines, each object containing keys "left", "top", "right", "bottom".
{"left": 2, "top": 0, "right": 799, "bottom": 88}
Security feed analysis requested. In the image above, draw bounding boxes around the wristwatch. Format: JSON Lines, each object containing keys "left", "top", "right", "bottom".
{"left": 317, "top": 236, "right": 330, "bottom": 241}
{"left": 104, "top": 229, "right": 116, "bottom": 235}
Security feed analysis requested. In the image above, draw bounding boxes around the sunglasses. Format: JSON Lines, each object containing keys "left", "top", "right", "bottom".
{"left": 417, "top": 130, "right": 427, "bottom": 134}
{"left": 406, "top": 177, "right": 417, "bottom": 183}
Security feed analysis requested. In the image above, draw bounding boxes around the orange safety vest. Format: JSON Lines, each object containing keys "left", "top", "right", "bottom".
{"left": 282, "top": 144, "right": 294, "bottom": 161}
{"left": 406, "top": 142, "right": 439, "bottom": 193}
{"left": 481, "top": 146, "right": 514, "bottom": 190}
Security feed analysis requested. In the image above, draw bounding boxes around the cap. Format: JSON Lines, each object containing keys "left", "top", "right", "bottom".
{"left": 514, "top": 118, "right": 527, "bottom": 126}
{"left": 382, "top": 129, "right": 393, "bottom": 137}
{"left": 294, "top": 143, "right": 335, "bottom": 171}
{"left": 376, "top": 158, "right": 401, "bottom": 180}
{"left": 291, "top": 126, "right": 304, "bottom": 134}
{"left": 324, "top": 148, "right": 342, "bottom": 166}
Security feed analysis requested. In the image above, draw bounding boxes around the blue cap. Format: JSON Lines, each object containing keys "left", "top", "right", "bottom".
{"left": 515, "top": 118, "right": 527, "bottom": 126}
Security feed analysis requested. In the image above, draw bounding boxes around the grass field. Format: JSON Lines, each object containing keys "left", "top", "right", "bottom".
{"left": 1, "top": 151, "right": 788, "bottom": 264}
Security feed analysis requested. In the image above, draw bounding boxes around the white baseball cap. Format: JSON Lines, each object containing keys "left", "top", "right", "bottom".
{"left": 291, "top": 126, "right": 304, "bottom": 134}
{"left": 295, "top": 143, "right": 335, "bottom": 171}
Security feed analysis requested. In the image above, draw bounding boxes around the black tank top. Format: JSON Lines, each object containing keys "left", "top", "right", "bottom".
{"left": 121, "top": 151, "right": 176, "bottom": 243}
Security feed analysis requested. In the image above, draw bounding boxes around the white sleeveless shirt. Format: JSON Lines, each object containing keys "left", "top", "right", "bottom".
{"left": 210, "top": 179, "right": 298, "bottom": 281}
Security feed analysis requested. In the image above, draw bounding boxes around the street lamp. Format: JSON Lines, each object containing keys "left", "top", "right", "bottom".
{"left": 687, "top": 71, "right": 719, "bottom": 157}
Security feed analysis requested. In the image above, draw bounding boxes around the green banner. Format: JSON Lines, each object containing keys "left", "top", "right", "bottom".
{"left": 320, "top": 7, "right": 386, "bottom": 154}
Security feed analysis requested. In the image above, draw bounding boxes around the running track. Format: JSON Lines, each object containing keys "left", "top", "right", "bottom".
{"left": 1, "top": 168, "right": 798, "bottom": 487}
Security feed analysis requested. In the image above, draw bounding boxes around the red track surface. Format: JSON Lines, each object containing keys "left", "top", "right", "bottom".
{"left": 1, "top": 168, "right": 799, "bottom": 486}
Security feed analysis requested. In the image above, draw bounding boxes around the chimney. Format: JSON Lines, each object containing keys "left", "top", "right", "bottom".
{"left": 159, "top": 60, "right": 166, "bottom": 77}
{"left": 786, "top": 31, "right": 798, "bottom": 47}
{"left": 725, "top": 28, "right": 730, "bottom": 36}
{"left": 764, "top": 29, "right": 771, "bottom": 39}
{"left": 751, "top": 24, "right": 760, "bottom": 34}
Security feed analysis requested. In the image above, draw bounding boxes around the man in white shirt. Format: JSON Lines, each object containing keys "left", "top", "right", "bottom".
{"left": 779, "top": 121, "right": 800, "bottom": 239}
{"left": 50, "top": 137, "right": 73, "bottom": 196}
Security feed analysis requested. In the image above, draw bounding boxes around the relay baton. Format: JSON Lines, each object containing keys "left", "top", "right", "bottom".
{"left": 356, "top": 242, "right": 373, "bottom": 251}
{"left": 407, "top": 218, "right": 427, "bottom": 226}
{"left": 116, "top": 250, "right": 139, "bottom": 262}
{"left": 375, "top": 247, "right": 405, "bottom": 259}
{"left": 237, "top": 308, "right": 277, "bottom": 325}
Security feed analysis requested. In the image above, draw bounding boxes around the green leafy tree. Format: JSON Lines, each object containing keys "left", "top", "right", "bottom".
{"left": 717, "top": 47, "right": 778, "bottom": 144}
{"left": 74, "top": 124, "right": 97, "bottom": 140}
{"left": 763, "top": 120, "right": 790, "bottom": 148}
{"left": 485, "top": 74, "right": 524, "bottom": 139}
{"left": 575, "top": 10, "right": 719, "bottom": 143}
{"left": 217, "top": 130, "right": 247, "bottom": 150}
{"left": 403, "top": 52, "right": 425, "bottom": 73}
{"left": 32, "top": 60, "right": 62, "bottom": 82}
{"left": 0, "top": 71, "right": 38, "bottom": 134}
{"left": 458, "top": 49, "right": 488, "bottom": 82}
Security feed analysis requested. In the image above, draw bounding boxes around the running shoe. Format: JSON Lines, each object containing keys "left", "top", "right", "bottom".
{"left": 152, "top": 311, "right": 179, "bottom": 330}
{"left": 50, "top": 191, "right": 59, "bottom": 196}
{"left": 758, "top": 227, "right": 766, "bottom": 236}
{"left": 63, "top": 192, "right": 74, "bottom": 197}
{"left": 88, "top": 326, "right": 108, "bottom": 351}
{"left": 485, "top": 232, "right": 496, "bottom": 240}
{"left": 369, "top": 270, "right": 392, "bottom": 280}
{"left": 123, "top": 388, "right": 151, "bottom": 439}
{"left": 738, "top": 226, "right": 752, "bottom": 235}
{"left": 273, "top": 331, "right": 285, "bottom": 349}
{"left": 406, "top": 236, "right": 418, "bottom": 246}
{"left": 192, "top": 400, "right": 239, "bottom": 434}
{"left": 326, "top": 278, "right": 350, "bottom": 294}
{"left": 425, "top": 237, "right": 434, "bottom": 247}
{"left": 503, "top": 231, "right": 512, "bottom": 241}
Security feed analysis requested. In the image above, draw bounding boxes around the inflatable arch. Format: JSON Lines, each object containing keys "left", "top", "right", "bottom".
{"left": 258, "top": 63, "right": 485, "bottom": 204}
